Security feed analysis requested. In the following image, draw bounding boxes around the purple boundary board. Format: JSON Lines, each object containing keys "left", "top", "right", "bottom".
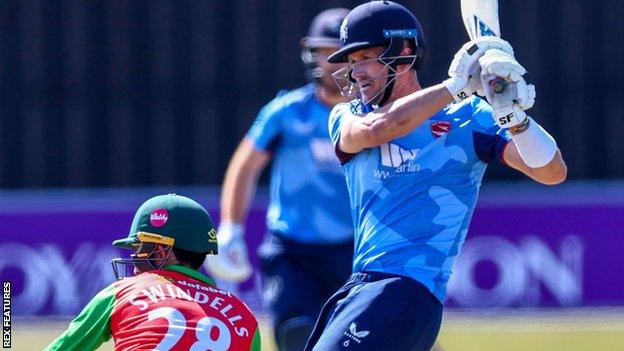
{"left": 1, "top": 182, "right": 623, "bottom": 315}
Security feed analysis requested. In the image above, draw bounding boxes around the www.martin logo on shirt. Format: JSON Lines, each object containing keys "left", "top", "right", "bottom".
{"left": 374, "top": 143, "right": 421, "bottom": 179}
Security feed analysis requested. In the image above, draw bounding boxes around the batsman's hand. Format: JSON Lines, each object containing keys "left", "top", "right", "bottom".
{"left": 444, "top": 36, "right": 515, "bottom": 102}
{"left": 479, "top": 49, "right": 536, "bottom": 129}
{"left": 204, "top": 222, "right": 253, "bottom": 282}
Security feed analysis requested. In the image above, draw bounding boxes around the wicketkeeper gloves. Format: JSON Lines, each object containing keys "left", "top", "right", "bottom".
{"left": 204, "top": 221, "right": 253, "bottom": 282}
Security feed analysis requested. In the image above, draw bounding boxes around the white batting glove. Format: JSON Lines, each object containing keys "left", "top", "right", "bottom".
{"left": 480, "top": 49, "right": 535, "bottom": 108}
{"left": 444, "top": 36, "right": 515, "bottom": 102}
{"left": 479, "top": 49, "right": 537, "bottom": 129}
{"left": 204, "top": 222, "right": 253, "bottom": 282}
{"left": 489, "top": 103, "right": 529, "bottom": 129}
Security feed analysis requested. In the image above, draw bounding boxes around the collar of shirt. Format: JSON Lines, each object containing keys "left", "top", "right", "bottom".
{"left": 163, "top": 264, "right": 216, "bottom": 287}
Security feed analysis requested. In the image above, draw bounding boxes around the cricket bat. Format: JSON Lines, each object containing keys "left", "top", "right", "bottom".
{"left": 460, "top": 0, "right": 507, "bottom": 93}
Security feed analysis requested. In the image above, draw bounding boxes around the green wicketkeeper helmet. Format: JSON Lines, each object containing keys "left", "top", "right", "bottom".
{"left": 112, "top": 193, "right": 218, "bottom": 254}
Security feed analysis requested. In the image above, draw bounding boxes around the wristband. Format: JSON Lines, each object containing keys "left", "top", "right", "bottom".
{"left": 218, "top": 221, "right": 245, "bottom": 239}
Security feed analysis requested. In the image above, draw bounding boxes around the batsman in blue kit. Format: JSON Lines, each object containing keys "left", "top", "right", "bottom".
{"left": 304, "top": 1, "right": 567, "bottom": 350}
{"left": 205, "top": 8, "right": 355, "bottom": 351}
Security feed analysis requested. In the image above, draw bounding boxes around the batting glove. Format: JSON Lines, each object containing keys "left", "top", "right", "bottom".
{"left": 444, "top": 36, "right": 515, "bottom": 102}
{"left": 479, "top": 49, "right": 536, "bottom": 129}
{"left": 204, "top": 222, "right": 253, "bottom": 282}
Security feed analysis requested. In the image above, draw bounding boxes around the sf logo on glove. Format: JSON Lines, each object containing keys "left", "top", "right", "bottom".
{"left": 499, "top": 112, "right": 515, "bottom": 126}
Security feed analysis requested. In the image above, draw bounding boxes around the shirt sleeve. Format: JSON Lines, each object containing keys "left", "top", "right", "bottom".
{"left": 328, "top": 103, "right": 355, "bottom": 164}
{"left": 43, "top": 284, "right": 115, "bottom": 351}
{"left": 470, "top": 97, "right": 512, "bottom": 163}
{"left": 246, "top": 92, "right": 286, "bottom": 151}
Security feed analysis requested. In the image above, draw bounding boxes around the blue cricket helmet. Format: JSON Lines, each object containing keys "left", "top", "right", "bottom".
{"left": 301, "top": 8, "right": 350, "bottom": 49}
{"left": 301, "top": 8, "right": 350, "bottom": 83}
{"left": 327, "top": 0, "right": 426, "bottom": 70}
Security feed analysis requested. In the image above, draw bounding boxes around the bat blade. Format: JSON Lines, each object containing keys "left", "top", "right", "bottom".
{"left": 461, "top": 0, "right": 501, "bottom": 40}
{"left": 461, "top": 0, "right": 507, "bottom": 93}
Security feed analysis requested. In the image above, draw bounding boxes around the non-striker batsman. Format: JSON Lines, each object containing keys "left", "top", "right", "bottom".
{"left": 205, "top": 8, "right": 355, "bottom": 351}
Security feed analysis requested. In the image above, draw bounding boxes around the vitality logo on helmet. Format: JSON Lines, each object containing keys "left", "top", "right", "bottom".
{"left": 150, "top": 209, "right": 169, "bottom": 227}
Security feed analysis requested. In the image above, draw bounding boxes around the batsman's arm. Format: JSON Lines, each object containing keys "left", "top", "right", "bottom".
{"left": 44, "top": 284, "right": 115, "bottom": 351}
{"left": 339, "top": 84, "right": 453, "bottom": 153}
{"left": 220, "top": 137, "right": 271, "bottom": 223}
{"left": 503, "top": 140, "right": 567, "bottom": 185}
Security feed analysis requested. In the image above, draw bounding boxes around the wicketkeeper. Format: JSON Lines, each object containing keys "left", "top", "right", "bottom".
{"left": 45, "top": 194, "right": 261, "bottom": 351}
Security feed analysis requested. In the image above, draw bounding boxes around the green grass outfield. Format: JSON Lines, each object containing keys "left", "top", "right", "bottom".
{"left": 12, "top": 308, "right": 624, "bottom": 351}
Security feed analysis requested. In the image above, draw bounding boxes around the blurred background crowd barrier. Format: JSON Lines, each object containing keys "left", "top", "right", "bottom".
{"left": 2, "top": 182, "right": 623, "bottom": 316}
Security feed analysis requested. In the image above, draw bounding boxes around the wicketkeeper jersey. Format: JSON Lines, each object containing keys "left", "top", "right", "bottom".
{"left": 247, "top": 84, "right": 353, "bottom": 244}
{"left": 329, "top": 96, "right": 510, "bottom": 302}
{"left": 44, "top": 265, "right": 261, "bottom": 351}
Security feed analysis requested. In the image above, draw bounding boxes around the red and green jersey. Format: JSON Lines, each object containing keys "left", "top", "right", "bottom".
{"left": 44, "top": 265, "right": 261, "bottom": 351}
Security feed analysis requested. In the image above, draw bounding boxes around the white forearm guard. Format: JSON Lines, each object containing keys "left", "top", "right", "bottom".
{"left": 511, "top": 118, "right": 557, "bottom": 168}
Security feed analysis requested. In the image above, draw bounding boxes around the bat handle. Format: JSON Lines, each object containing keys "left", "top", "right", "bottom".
{"left": 490, "top": 77, "right": 507, "bottom": 94}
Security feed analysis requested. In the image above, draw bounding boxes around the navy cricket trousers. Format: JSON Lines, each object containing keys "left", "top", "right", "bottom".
{"left": 304, "top": 271, "right": 443, "bottom": 351}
